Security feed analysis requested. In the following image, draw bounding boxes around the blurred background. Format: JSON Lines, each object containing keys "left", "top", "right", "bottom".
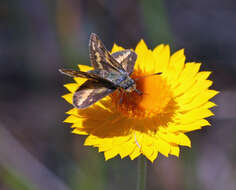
{"left": 1, "top": 0, "right": 235, "bottom": 189}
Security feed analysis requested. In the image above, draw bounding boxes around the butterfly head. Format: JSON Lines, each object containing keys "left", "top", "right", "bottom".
{"left": 125, "top": 82, "right": 136, "bottom": 93}
{"left": 120, "top": 77, "right": 140, "bottom": 94}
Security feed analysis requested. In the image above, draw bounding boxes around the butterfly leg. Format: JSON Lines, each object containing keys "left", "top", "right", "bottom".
{"left": 135, "top": 89, "right": 143, "bottom": 95}
{"left": 119, "top": 89, "right": 125, "bottom": 104}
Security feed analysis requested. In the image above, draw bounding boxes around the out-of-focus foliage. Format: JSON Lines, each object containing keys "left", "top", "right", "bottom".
{"left": 0, "top": 167, "right": 36, "bottom": 190}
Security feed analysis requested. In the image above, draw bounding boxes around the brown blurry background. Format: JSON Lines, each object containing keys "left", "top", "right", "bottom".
{"left": 0, "top": 0, "right": 235, "bottom": 190}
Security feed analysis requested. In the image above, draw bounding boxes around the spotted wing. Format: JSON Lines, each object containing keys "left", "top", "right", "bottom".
{"left": 111, "top": 50, "right": 137, "bottom": 75}
{"left": 89, "top": 33, "right": 125, "bottom": 72}
{"left": 73, "top": 80, "right": 116, "bottom": 109}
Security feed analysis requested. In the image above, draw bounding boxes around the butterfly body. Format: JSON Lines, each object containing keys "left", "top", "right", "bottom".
{"left": 59, "top": 33, "right": 138, "bottom": 109}
{"left": 87, "top": 69, "right": 136, "bottom": 91}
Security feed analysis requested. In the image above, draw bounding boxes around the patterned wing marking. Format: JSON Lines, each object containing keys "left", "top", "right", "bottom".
{"left": 111, "top": 50, "right": 137, "bottom": 75}
{"left": 89, "top": 33, "right": 125, "bottom": 72}
{"left": 59, "top": 68, "right": 96, "bottom": 80}
{"left": 73, "top": 80, "right": 116, "bottom": 109}
{"left": 59, "top": 68, "right": 113, "bottom": 85}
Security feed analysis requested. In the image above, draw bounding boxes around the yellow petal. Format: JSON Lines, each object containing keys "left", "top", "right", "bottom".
{"left": 72, "top": 128, "right": 88, "bottom": 135}
{"left": 167, "top": 49, "right": 185, "bottom": 85}
{"left": 64, "top": 115, "right": 82, "bottom": 123}
{"left": 142, "top": 145, "right": 154, "bottom": 160}
{"left": 62, "top": 93, "right": 73, "bottom": 104}
{"left": 170, "top": 49, "right": 185, "bottom": 66}
{"left": 168, "top": 119, "right": 211, "bottom": 133}
{"left": 201, "top": 101, "right": 216, "bottom": 109}
{"left": 153, "top": 45, "right": 170, "bottom": 73}
{"left": 176, "top": 80, "right": 213, "bottom": 108}
{"left": 98, "top": 144, "right": 112, "bottom": 152}
{"left": 169, "top": 145, "right": 180, "bottom": 157}
{"left": 129, "top": 146, "right": 141, "bottom": 160}
{"left": 157, "top": 139, "right": 171, "bottom": 157}
{"left": 78, "top": 64, "right": 92, "bottom": 71}
{"left": 104, "top": 147, "right": 119, "bottom": 160}
{"left": 189, "top": 90, "right": 219, "bottom": 106}
{"left": 74, "top": 77, "right": 87, "bottom": 86}
{"left": 98, "top": 138, "right": 113, "bottom": 149}
{"left": 153, "top": 44, "right": 165, "bottom": 54}
{"left": 111, "top": 43, "right": 124, "bottom": 53}
{"left": 71, "top": 120, "right": 84, "bottom": 128}
{"left": 173, "top": 63, "right": 201, "bottom": 96}
{"left": 174, "top": 71, "right": 211, "bottom": 99}
{"left": 158, "top": 131, "right": 191, "bottom": 147}
{"left": 66, "top": 108, "right": 78, "bottom": 115}
{"left": 176, "top": 108, "right": 214, "bottom": 124}
{"left": 135, "top": 39, "right": 148, "bottom": 53}
{"left": 135, "top": 39, "right": 153, "bottom": 72}
{"left": 112, "top": 135, "right": 131, "bottom": 145}
{"left": 119, "top": 141, "right": 136, "bottom": 158}
{"left": 178, "top": 90, "right": 219, "bottom": 111}
{"left": 97, "top": 139, "right": 115, "bottom": 152}
{"left": 64, "top": 83, "right": 79, "bottom": 93}
{"left": 177, "top": 133, "right": 191, "bottom": 147}
{"left": 196, "top": 71, "right": 211, "bottom": 81}
{"left": 148, "top": 149, "right": 158, "bottom": 163}
{"left": 84, "top": 135, "right": 99, "bottom": 146}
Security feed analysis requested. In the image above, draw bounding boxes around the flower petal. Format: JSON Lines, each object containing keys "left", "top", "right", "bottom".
{"left": 111, "top": 43, "right": 125, "bottom": 53}
{"left": 169, "top": 145, "right": 180, "bottom": 157}
{"left": 142, "top": 145, "right": 154, "bottom": 161}
{"left": 78, "top": 64, "right": 92, "bottom": 71}
{"left": 177, "top": 90, "right": 219, "bottom": 111}
{"left": 157, "top": 139, "right": 171, "bottom": 157}
{"left": 176, "top": 108, "right": 214, "bottom": 124}
{"left": 166, "top": 49, "right": 185, "bottom": 84}
{"left": 72, "top": 128, "right": 88, "bottom": 135}
{"left": 64, "top": 83, "right": 79, "bottom": 93}
{"left": 173, "top": 63, "right": 201, "bottom": 96}
{"left": 135, "top": 40, "right": 155, "bottom": 73}
{"left": 66, "top": 108, "right": 78, "bottom": 115}
{"left": 168, "top": 119, "right": 211, "bottom": 133}
{"left": 129, "top": 146, "right": 141, "bottom": 160}
{"left": 153, "top": 44, "right": 170, "bottom": 73}
{"left": 62, "top": 93, "right": 73, "bottom": 104}
{"left": 119, "top": 141, "right": 136, "bottom": 158}
{"left": 64, "top": 115, "right": 81, "bottom": 123}
{"left": 149, "top": 149, "right": 158, "bottom": 163}
{"left": 104, "top": 148, "right": 119, "bottom": 160}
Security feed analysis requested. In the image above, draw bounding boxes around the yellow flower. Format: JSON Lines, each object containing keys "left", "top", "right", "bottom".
{"left": 62, "top": 40, "right": 218, "bottom": 162}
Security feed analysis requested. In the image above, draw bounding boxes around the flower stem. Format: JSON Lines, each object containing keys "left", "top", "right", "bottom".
{"left": 137, "top": 156, "right": 147, "bottom": 190}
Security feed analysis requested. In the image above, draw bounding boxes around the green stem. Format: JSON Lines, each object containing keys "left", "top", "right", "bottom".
{"left": 136, "top": 156, "right": 147, "bottom": 190}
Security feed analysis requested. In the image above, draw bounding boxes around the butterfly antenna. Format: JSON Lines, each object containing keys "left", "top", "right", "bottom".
{"left": 134, "top": 72, "right": 162, "bottom": 81}
{"left": 59, "top": 68, "right": 69, "bottom": 75}
{"left": 59, "top": 68, "right": 77, "bottom": 77}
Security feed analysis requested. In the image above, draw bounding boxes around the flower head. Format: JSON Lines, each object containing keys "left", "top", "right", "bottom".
{"left": 62, "top": 40, "right": 218, "bottom": 162}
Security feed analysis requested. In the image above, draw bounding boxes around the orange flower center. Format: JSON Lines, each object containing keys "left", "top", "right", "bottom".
{"left": 110, "top": 70, "right": 174, "bottom": 119}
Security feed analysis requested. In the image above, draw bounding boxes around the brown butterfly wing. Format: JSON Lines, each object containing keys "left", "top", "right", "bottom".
{"left": 59, "top": 68, "right": 113, "bottom": 84}
{"left": 89, "top": 33, "right": 125, "bottom": 72}
{"left": 111, "top": 50, "right": 137, "bottom": 75}
{"left": 73, "top": 80, "right": 116, "bottom": 109}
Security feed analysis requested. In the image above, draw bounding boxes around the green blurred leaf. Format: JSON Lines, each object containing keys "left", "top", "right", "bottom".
{"left": 140, "top": 0, "right": 173, "bottom": 47}
{"left": 0, "top": 167, "right": 37, "bottom": 190}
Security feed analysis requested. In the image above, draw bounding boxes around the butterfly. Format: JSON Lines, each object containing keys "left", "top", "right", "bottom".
{"left": 59, "top": 33, "right": 158, "bottom": 109}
